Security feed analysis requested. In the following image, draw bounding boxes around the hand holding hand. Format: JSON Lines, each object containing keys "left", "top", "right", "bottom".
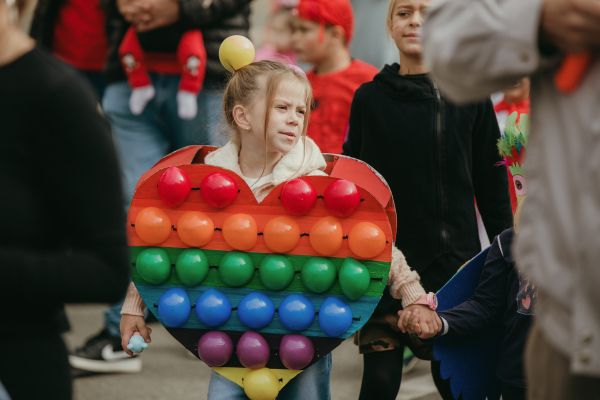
{"left": 120, "top": 314, "right": 152, "bottom": 356}
{"left": 397, "top": 305, "right": 442, "bottom": 339}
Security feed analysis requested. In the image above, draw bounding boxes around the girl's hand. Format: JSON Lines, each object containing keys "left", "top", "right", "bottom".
{"left": 120, "top": 314, "right": 152, "bottom": 356}
{"left": 397, "top": 305, "right": 442, "bottom": 339}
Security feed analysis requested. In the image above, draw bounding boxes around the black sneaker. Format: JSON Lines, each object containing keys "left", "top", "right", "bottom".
{"left": 69, "top": 329, "right": 142, "bottom": 374}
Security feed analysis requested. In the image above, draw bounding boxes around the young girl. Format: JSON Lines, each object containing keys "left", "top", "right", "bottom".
{"left": 344, "top": 0, "right": 513, "bottom": 399}
{"left": 120, "top": 57, "right": 437, "bottom": 399}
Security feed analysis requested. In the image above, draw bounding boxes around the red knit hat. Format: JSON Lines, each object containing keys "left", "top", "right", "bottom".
{"left": 296, "top": 0, "right": 354, "bottom": 44}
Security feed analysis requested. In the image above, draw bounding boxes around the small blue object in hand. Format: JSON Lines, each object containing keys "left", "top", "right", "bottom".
{"left": 127, "top": 334, "right": 148, "bottom": 354}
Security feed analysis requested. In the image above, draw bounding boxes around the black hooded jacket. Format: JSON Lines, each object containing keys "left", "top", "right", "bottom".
{"left": 344, "top": 64, "right": 512, "bottom": 279}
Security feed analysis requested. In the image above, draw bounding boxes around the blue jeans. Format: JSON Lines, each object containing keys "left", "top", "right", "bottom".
{"left": 102, "top": 76, "right": 224, "bottom": 336}
{"left": 207, "top": 354, "right": 332, "bottom": 400}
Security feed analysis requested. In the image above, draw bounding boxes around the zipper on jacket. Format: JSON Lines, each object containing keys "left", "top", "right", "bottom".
{"left": 431, "top": 78, "right": 449, "bottom": 248}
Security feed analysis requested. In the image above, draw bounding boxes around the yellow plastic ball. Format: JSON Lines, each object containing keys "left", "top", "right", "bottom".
{"left": 219, "top": 35, "right": 255, "bottom": 72}
{"left": 243, "top": 368, "right": 280, "bottom": 400}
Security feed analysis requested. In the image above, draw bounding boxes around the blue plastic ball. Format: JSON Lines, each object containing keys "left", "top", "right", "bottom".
{"left": 318, "top": 297, "right": 353, "bottom": 337}
{"left": 278, "top": 294, "right": 315, "bottom": 331}
{"left": 237, "top": 292, "right": 275, "bottom": 329}
{"left": 157, "top": 288, "right": 191, "bottom": 327}
{"left": 195, "top": 289, "right": 232, "bottom": 328}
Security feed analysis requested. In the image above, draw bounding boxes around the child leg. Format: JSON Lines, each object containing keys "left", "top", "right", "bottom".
{"left": 176, "top": 30, "right": 207, "bottom": 119}
{"left": 359, "top": 347, "right": 404, "bottom": 400}
{"left": 118, "top": 27, "right": 155, "bottom": 115}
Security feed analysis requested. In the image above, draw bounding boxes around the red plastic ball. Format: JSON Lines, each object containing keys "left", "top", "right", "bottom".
{"left": 200, "top": 172, "right": 238, "bottom": 208}
{"left": 323, "top": 180, "right": 361, "bottom": 218}
{"left": 157, "top": 167, "right": 192, "bottom": 207}
{"left": 280, "top": 178, "right": 317, "bottom": 215}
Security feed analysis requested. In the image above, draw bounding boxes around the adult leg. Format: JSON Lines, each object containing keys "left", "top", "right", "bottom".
{"left": 526, "top": 322, "right": 600, "bottom": 400}
{"left": 359, "top": 347, "right": 405, "bottom": 400}
{"left": 279, "top": 353, "right": 332, "bottom": 400}
{"left": 156, "top": 75, "right": 214, "bottom": 149}
{"left": 0, "top": 334, "right": 71, "bottom": 400}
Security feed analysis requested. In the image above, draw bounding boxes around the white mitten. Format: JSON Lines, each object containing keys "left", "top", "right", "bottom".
{"left": 177, "top": 90, "right": 198, "bottom": 120}
{"left": 129, "top": 85, "right": 155, "bottom": 115}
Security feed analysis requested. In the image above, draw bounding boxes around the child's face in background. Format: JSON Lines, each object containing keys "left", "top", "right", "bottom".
{"left": 291, "top": 18, "right": 331, "bottom": 64}
{"left": 246, "top": 76, "right": 308, "bottom": 156}
{"left": 388, "top": 0, "right": 430, "bottom": 59}
{"left": 270, "top": 11, "right": 294, "bottom": 53}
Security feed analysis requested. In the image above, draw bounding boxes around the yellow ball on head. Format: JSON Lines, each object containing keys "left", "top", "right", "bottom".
{"left": 219, "top": 35, "right": 256, "bottom": 72}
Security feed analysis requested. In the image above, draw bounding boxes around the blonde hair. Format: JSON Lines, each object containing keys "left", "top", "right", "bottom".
{"left": 223, "top": 60, "right": 313, "bottom": 184}
{"left": 223, "top": 60, "right": 312, "bottom": 140}
{"left": 386, "top": 0, "right": 398, "bottom": 34}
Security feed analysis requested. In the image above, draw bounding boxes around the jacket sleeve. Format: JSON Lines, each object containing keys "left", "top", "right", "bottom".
{"left": 179, "top": 0, "right": 251, "bottom": 27}
{"left": 0, "top": 72, "right": 130, "bottom": 305}
{"left": 439, "top": 236, "right": 509, "bottom": 336}
{"left": 422, "top": 0, "right": 544, "bottom": 103}
{"left": 342, "top": 86, "right": 365, "bottom": 158}
{"left": 472, "top": 100, "right": 513, "bottom": 240}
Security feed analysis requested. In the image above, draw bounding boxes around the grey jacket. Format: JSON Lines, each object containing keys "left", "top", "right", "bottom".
{"left": 422, "top": 0, "right": 600, "bottom": 377}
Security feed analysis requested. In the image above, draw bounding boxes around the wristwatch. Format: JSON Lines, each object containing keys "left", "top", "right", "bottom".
{"left": 413, "top": 292, "right": 438, "bottom": 311}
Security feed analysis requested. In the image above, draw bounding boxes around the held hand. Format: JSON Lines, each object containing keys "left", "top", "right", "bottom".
{"left": 398, "top": 305, "right": 442, "bottom": 339}
{"left": 541, "top": 0, "right": 600, "bottom": 52}
{"left": 120, "top": 314, "right": 152, "bottom": 356}
{"left": 135, "top": 0, "right": 180, "bottom": 32}
{"left": 117, "top": 0, "right": 151, "bottom": 25}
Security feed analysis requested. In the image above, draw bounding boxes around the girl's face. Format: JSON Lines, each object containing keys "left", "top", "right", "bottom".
{"left": 246, "top": 76, "right": 308, "bottom": 156}
{"left": 389, "top": 0, "right": 430, "bottom": 59}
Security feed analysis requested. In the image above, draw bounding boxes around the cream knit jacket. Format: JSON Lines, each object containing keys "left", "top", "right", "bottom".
{"left": 122, "top": 137, "right": 425, "bottom": 316}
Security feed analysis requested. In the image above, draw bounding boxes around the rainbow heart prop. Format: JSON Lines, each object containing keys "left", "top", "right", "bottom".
{"left": 128, "top": 146, "right": 396, "bottom": 399}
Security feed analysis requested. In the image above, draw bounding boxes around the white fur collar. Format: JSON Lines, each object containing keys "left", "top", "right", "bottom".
{"left": 205, "top": 136, "right": 327, "bottom": 186}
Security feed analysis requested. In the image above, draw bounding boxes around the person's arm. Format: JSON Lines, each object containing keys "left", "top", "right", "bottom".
{"left": 422, "top": 0, "right": 544, "bottom": 103}
{"left": 472, "top": 100, "right": 513, "bottom": 240}
{"left": 0, "top": 72, "right": 130, "bottom": 304}
{"left": 178, "top": 0, "right": 251, "bottom": 28}
{"left": 342, "top": 86, "right": 365, "bottom": 158}
{"left": 438, "top": 236, "right": 510, "bottom": 336}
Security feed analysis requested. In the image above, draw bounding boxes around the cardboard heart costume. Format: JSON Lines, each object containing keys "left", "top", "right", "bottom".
{"left": 127, "top": 145, "right": 396, "bottom": 398}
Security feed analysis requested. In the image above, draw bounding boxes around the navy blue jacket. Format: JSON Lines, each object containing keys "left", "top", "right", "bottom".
{"left": 439, "top": 228, "right": 534, "bottom": 388}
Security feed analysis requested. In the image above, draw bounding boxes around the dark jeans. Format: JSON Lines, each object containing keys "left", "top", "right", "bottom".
{"left": 0, "top": 333, "right": 71, "bottom": 399}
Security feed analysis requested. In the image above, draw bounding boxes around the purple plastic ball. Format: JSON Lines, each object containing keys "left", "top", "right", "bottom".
{"left": 197, "top": 331, "right": 233, "bottom": 367}
{"left": 279, "top": 334, "right": 315, "bottom": 370}
{"left": 236, "top": 331, "right": 270, "bottom": 369}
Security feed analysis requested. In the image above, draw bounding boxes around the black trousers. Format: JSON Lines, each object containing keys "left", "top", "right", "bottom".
{"left": 0, "top": 333, "right": 72, "bottom": 400}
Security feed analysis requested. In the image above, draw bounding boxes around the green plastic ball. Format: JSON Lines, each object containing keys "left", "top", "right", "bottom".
{"left": 259, "top": 255, "right": 295, "bottom": 291}
{"left": 218, "top": 252, "right": 254, "bottom": 287}
{"left": 339, "top": 258, "right": 371, "bottom": 300}
{"left": 301, "top": 257, "right": 336, "bottom": 293}
{"left": 136, "top": 248, "right": 171, "bottom": 285}
{"left": 175, "top": 249, "right": 209, "bottom": 286}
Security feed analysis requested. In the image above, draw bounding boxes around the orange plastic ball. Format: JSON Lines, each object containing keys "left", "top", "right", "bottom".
{"left": 177, "top": 212, "right": 214, "bottom": 247}
{"left": 263, "top": 216, "right": 300, "bottom": 253}
{"left": 222, "top": 213, "right": 258, "bottom": 251}
{"left": 135, "top": 207, "right": 172, "bottom": 244}
{"left": 348, "top": 222, "right": 387, "bottom": 259}
{"left": 309, "top": 217, "right": 343, "bottom": 256}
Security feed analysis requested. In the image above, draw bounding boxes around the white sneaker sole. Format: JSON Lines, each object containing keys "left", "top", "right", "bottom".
{"left": 69, "top": 355, "right": 142, "bottom": 373}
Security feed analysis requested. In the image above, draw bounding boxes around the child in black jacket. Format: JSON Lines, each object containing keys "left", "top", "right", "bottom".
{"left": 344, "top": 0, "right": 512, "bottom": 398}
